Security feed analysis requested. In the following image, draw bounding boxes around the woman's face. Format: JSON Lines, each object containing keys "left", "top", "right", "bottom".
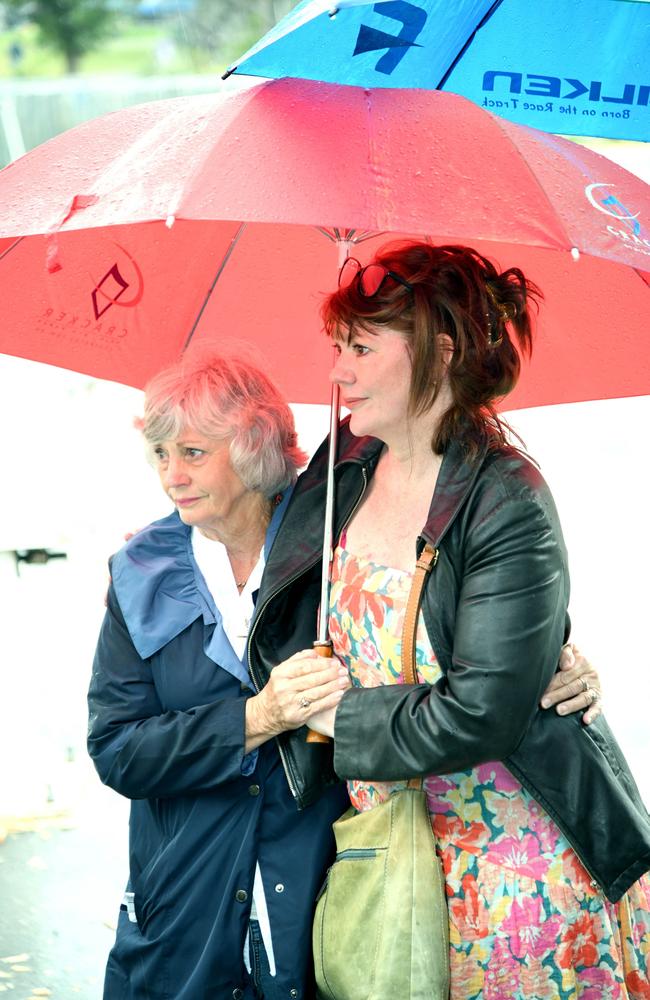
{"left": 153, "top": 428, "right": 250, "bottom": 534}
{"left": 329, "top": 325, "right": 412, "bottom": 440}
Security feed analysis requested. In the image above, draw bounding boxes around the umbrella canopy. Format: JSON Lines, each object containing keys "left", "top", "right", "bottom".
{"left": 0, "top": 78, "right": 648, "bottom": 409}
{"left": 225, "top": 0, "right": 650, "bottom": 141}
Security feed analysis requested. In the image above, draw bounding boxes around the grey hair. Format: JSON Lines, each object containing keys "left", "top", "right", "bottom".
{"left": 140, "top": 347, "right": 308, "bottom": 497}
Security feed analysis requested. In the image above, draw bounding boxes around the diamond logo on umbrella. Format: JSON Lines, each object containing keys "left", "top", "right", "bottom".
{"left": 92, "top": 263, "right": 129, "bottom": 320}
{"left": 90, "top": 244, "right": 145, "bottom": 321}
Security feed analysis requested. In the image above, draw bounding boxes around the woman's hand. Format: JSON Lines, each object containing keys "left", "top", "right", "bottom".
{"left": 540, "top": 643, "right": 602, "bottom": 725}
{"left": 305, "top": 705, "right": 338, "bottom": 739}
{"left": 245, "top": 650, "right": 350, "bottom": 751}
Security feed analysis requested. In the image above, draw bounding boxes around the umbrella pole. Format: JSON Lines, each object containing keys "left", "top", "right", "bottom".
{"left": 305, "top": 380, "right": 340, "bottom": 746}
{"left": 315, "top": 377, "right": 341, "bottom": 651}
{"left": 306, "top": 237, "right": 350, "bottom": 745}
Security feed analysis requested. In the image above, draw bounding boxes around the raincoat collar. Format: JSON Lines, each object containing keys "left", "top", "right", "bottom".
{"left": 111, "top": 489, "right": 293, "bottom": 685}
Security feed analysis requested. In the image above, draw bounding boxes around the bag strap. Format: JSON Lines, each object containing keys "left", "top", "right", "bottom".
{"left": 402, "top": 543, "right": 438, "bottom": 686}
{"left": 402, "top": 543, "right": 438, "bottom": 791}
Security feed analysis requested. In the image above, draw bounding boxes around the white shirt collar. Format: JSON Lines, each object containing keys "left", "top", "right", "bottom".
{"left": 191, "top": 528, "right": 264, "bottom": 660}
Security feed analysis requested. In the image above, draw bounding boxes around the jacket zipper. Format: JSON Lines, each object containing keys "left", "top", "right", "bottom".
{"left": 247, "top": 466, "right": 369, "bottom": 802}
{"left": 315, "top": 844, "right": 384, "bottom": 903}
{"left": 247, "top": 559, "right": 321, "bottom": 800}
{"left": 335, "top": 847, "right": 380, "bottom": 860}
{"left": 339, "top": 468, "right": 368, "bottom": 544}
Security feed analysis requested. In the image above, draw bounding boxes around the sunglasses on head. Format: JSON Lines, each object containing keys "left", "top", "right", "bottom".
{"left": 338, "top": 257, "right": 414, "bottom": 298}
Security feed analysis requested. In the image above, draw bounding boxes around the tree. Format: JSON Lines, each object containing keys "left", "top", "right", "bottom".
{"left": 176, "top": 0, "right": 293, "bottom": 68}
{"left": 4, "top": 0, "right": 117, "bottom": 73}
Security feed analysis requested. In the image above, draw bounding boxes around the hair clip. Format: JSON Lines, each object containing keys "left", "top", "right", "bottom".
{"left": 485, "top": 283, "right": 514, "bottom": 346}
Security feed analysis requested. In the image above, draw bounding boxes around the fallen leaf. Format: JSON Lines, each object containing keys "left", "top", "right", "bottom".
{"left": 10, "top": 964, "right": 31, "bottom": 972}
{"left": 0, "top": 954, "right": 29, "bottom": 963}
{"left": 31, "top": 990, "right": 52, "bottom": 997}
{"left": 0, "top": 972, "right": 10, "bottom": 980}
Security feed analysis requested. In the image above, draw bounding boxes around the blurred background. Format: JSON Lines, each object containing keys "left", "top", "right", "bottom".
{"left": 0, "top": 2, "right": 648, "bottom": 997}
{"left": 0, "top": 0, "right": 293, "bottom": 167}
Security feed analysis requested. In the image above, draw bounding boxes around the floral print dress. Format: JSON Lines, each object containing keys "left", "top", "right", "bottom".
{"left": 328, "top": 541, "right": 650, "bottom": 1000}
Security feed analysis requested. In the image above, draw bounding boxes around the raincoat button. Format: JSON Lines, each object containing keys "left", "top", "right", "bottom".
{"left": 232, "top": 990, "right": 244, "bottom": 999}
{"left": 275, "top": 883, "right": 285, "bottom": 893}
{"left": 290, "top": 991, "right": 299, "bottom": 998}
{"left": 590, "top": 879, "right": 599, "bottom": 890}
{"left": 248, "top": 784, "right": 261, "bottom": 796}
{"left": 235, "top": 889, "right": 248, "bottom": 903}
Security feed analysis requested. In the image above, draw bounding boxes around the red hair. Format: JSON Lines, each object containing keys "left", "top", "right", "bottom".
{"left": 322, "top": 241, "right": 542, "bottom": 454}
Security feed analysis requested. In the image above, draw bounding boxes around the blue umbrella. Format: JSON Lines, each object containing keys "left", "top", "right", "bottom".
{"left": 224, "top": 0, "right": 650, "bottom": 141}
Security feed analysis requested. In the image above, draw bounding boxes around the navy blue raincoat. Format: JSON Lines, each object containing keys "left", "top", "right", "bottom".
{"left": 88, "top": 501, "right": 347, "bottom": 1000}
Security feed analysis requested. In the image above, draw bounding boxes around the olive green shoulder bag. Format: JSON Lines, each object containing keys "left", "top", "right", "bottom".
{"left": 313, "top": 543, "right": 450, "bottom": 1000}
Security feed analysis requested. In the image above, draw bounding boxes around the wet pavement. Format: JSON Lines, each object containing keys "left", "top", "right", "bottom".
{"left": 0, "top": 784, "right": 128, "bottom": 1000}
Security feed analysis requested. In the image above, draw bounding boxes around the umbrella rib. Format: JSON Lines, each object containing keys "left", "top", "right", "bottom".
{"left": 316, "top": 227, "right": 386, "bottom": 246}
{"left": 634, "top": 267, "right": 650, "bottom": 290}
{"left": 183, "top": 222, "right": 247, "bottom": 352}
{"left": 355, "top": 231, "right": 386, "bottom": 245}
{"left": 317, "top": 227, "right": 339, "bottom": 242}
{"left": 437, "top": 0, "right": 505, "bottom": 90}
{"left": 0, "top": 236, "right": 24, "bottom": 262}
{"left": 487, "top": 115, "right": 576, "bottom": 252}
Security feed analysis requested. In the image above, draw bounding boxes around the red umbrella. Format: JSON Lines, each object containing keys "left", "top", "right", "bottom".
{"left": 0, "top": 77, "right": 648, "bottom": 410}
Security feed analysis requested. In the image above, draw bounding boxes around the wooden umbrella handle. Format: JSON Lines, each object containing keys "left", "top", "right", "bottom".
{"left": 306, "top": 642, "right": 333, "bottom": 744}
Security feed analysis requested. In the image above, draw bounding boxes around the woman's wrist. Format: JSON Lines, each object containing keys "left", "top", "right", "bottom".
{"left": 244, "top": 693, "right": 280, "bottom": 753}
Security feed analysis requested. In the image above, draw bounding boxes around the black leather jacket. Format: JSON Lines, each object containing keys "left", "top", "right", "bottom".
{"left": 249, "top": 422, "right": 650, "bottom": 902}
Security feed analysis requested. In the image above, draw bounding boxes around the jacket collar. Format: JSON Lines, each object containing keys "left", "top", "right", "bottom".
{"left": 420, "top": 437, "right": 490, "bottom": 548}
{"left": 256, "top": 424, "right": 490, "bottom": 610}
{"left": 111, "top": 490, "right": 293, "bottom": 682}
{"left": 334, "top": 419, "right": 490, "bottom": 548}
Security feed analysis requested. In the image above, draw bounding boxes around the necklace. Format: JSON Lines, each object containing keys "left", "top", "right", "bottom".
{"left": 234, "top": 556, "right": 259, "bottom": 590}
{"left": 230, "top": 500, "right": 277, "bottom": 591}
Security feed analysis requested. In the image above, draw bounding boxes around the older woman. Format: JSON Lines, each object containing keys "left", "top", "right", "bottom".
{"left": 88, "top": 352, "right": 350, "bottom": 1000}
{"left": 89, "top": 345, "right": 604, "bottom": 1000}
{"left": 250, "top": 242, "right": 650, "bottom": 998}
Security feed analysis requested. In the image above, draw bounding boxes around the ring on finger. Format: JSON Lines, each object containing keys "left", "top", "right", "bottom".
{"left": 298, "top": 696, "right": 312, "bottom": 709}
{"left": 586, "top": 686, "right": 599, "bottom": 705}
{"left": 580, "top": 676, "right": 589, "bottom": 693}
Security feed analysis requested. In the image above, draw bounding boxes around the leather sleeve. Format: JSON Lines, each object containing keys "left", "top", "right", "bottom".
{"left": 333, "top": 490, "right": 569, "bottom": 781}
{"left": 87, "top": 584, "right": 248, "bottom": 799}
